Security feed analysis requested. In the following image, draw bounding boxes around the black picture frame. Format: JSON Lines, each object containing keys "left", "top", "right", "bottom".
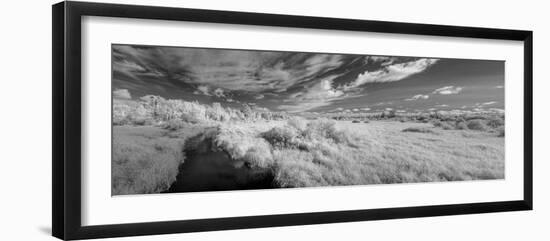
{"left": 52, "top": 1, "right": 533, "bottom": 240}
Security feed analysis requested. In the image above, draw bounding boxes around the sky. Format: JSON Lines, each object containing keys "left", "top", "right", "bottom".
{"left": 112, "top": 44, "right": 504, "bottom": 113}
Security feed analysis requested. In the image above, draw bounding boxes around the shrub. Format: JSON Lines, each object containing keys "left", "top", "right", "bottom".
{"left": 180, "top": 112, "right": 201, "bottom": 124}
{"left": 113, "top": 115, "right": 131, "bottom": 126}
{"left": 455, "top": 121, "right": 468, "bottom": 130}
{"left": 287, "top": 117, "right": 308, "bottom": 132}
{"left": 133, "top": 118, "right": 153, "bottom": 126}
{"left": 261, "top": 126, "right": 299, "bottom": 149}
{"left": 432, "top": 120, "right": 454, "bottom": 130}
{"left": 242, "top": 144, "right": 274, "bottom": 169}
{"left": 304, "top": 119, "right": 352, "bottom": 144}
{"left": 364, "top": 120, "right": 370, "bottom": 123}
{"left": 486, "top": 116, "right": 505, "bottom": 128}
{"left": 497, "top": 126, "right": 505, "bottom": 137}
{"left": 352, "top": 120, "right": 361, "bottom": 123}
{"left": 304, "top": 119, "right": 337, "bottom": 139}
{"left": 467, "top": 119, "right": 487, "bottom": 131}
{"left": 161, "top": 119, "right": 187, "bottom": 131}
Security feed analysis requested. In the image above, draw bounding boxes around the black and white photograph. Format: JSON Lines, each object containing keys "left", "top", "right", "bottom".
{"left": 0, "top": 0, "right": 543, "bottom": 240}
{"left": 111, "top": 44, "right": 505, "bottom": 195}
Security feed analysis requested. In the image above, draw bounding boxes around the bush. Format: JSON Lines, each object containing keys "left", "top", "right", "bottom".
{"left": 432, "top": 120, "right": 454, "bottom": 130}
{"left": 467, "top": 119, "right": 487, "bottom": 131}
{"left": 180, "top": 112, "right": 201, "bottom": 124}
{"left": 261, "top": 126, "right": 299, "bottom": 149}
{"left": 455, "top": 121, "right": 468, "bottom": 130}
{"left": 364, "top": 120, "right": 370, "bottom": 123}
{"left": 497, "top": 127, "right": 505, "bottom": 137}
{"left": 287, "top": 117, "right": 308, "bottom": 132}
{"left": 242, "top": 144, "right": 274, "bottom": 169}
{"left": 161, "top": 119, "right": 187, "bottom": 131}
{"left": 352, "top": 120, "right": 361, "bottom": 123}
{"left": 305, "top": 119, "right": 351, "bottom": 144}
{"left": 486, "top": 116, "right": 505, "bottom": 128}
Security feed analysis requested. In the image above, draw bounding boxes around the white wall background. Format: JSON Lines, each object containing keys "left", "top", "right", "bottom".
{"left": 0, "top": 0, "right": 547, "bottom": 240}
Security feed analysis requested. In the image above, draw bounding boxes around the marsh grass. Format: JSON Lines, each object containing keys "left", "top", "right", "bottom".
{"left": 112, "top": 110, "right": 505, "bottom": 193}
{"left": 111, "top": 126, "right": 185, "bottom": 195}
{"left": 402, "top": 127, "right": 436, "bottom": 134}
{"left": 206, "top": 119, "right": 504, "bottom": 188}
{"left": 111, "top": 125, "right": 210, "bottom": 195}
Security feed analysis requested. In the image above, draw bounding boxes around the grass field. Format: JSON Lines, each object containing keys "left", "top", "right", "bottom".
{"left": 112, "top": 117, "right": 504, "bottom": 194}
{"left": 112, "top": 124, "right": 207, "bottom": 195}
{"left": 214, "top": 119, "right": 504, "bottom": 187}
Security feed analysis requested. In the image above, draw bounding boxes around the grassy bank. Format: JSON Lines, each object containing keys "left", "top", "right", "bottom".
{"left": 111, "top": 125, "right": 208, "bottom": 195}
{"left": 211, "top": 118, "right": 504, "bottom": 187}
{"left": 112, "top": 117, "right": 504, "bottom": 194}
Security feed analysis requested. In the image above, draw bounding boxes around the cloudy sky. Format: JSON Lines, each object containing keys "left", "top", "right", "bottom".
{"left": 112, "top": 44, "right": 504, "bottom": 113}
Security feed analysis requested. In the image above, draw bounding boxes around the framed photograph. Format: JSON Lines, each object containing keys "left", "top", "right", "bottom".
{"left": 52, "top": 1, "right": 533, "bottom": 240}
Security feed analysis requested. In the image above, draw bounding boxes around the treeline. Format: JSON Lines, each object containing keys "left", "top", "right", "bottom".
{"left": 325, "top": 109, "right": 504, "bottom": 123}
{"left": 113, "top": 95, "right": 289, "bottom": 126}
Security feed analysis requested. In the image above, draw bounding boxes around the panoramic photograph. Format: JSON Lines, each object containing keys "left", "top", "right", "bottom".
{"left": 111, "top": 44, "right": 505, "bottom": 195}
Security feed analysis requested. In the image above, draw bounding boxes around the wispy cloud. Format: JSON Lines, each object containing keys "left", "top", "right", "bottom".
{"left": 193, "top": 85, "right": 211, "bottom": 96}
{"left": 277, "top": 75, "right": 360, "bottom": 112}
{"left": 254, "top": 94, "right": 265, "bottom": 100}
{"left": 365, "top": 56, "right": 397, "bottom": 66}
{"left": 193, "top": 85, "right": 228, "bottom": 98}
{"left": 433, "top": 86, "right": 463, "bottom": 95}
{"left": 113, "top": 45, "right": 350, "bottom": 94}
{"left": 113, "top": 45, "right": 503, "bottom": 113}
{"left": 404, "top": 94, "right": 429, "bottom": 101}
{"left": 343, "top": 58, "right": 439, "bottom": 89}
{"left": 481, "top": 101, "right": 497, "bottom": 106}
{"left": 113, "top": 89, "right": 132, "bottom": 99}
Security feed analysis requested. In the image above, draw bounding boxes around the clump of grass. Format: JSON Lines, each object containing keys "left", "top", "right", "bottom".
{"left": 455, "top": 121, "right": 469, "bottom": 130}
{"left": 486, "top": 116, "right": 505, "bottom": 128}
{"left": 303, "top": 118, "right": 352, "bottom": 144}
{"left": 261, "top": 126, "right": 300, "bottom": 149}
{"left": 287, "top": 116, "right": 308, "bottom": 132}
{"left": 497, "top": 126, "right": 505, "bottom": 137}
{"left": 467, "top": 119, "right": 487, "bottom": 131}
{"left": 214, "top": 122, "right": 275, "bottom": 161}
{"left": 112, "top": 131, "right": 184, "bottom": 195}
{"left": 161, "top": 119, "right": 187, "bottom": 131}
{"left": 432, "top": 120, "right": 454, "bottom": 130}
{"left": 402, "top": 127, "right": 435, "bottom": 134}
{"left": 242, "top": 144, "right": 274, "bottom": 169}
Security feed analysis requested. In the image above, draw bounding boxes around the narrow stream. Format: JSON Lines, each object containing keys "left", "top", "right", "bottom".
{"left": 164, "top": 134, "right": 275, "bottom": 193}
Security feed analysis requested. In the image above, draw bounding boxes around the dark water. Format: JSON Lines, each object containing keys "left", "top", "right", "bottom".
{"left": 164, "top": 137, "right": 275, "bottom": 193}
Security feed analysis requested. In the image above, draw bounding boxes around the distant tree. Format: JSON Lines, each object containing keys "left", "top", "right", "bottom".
{"left": 139, "top": 95, "right": 165, "bottom": 119}
{"left": 241, "top": 104, "right": 253, "bottom": 119}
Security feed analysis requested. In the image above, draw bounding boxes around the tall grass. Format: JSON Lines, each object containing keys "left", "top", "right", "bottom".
{"left": 208, "top": 118, "right": 504, "bottom": 188}
{"left": 112, "top": 95, "right": 506, "bottom": 193}
{"left": 112, "top": 126, "right": 185, "bottom": 195}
